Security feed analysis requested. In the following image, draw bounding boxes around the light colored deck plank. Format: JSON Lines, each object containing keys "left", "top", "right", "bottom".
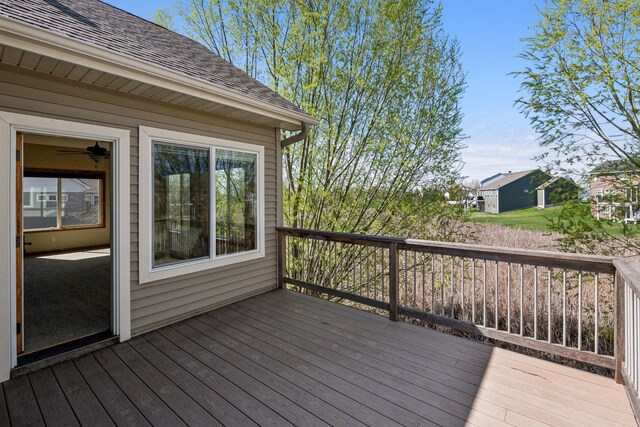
{"left": 274, "top": 290, "right": 627, "bottom": 394}
{"left": 272, "top": 291, "right": 635, "bottom": 425}
{"left": 249, "top": 293, "right": 633, "bottom": 427}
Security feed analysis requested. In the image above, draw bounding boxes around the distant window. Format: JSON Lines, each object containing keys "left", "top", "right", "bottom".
{"left": 23, "top": 171, "right": 104, "bottom": 231}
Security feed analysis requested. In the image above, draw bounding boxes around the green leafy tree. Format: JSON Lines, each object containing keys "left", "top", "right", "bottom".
{"left": 167, "top": 0, "right": 465, "bottom": 239}
{"left": 516, "top": 0, "right": 640, "bottom": 254}
{"left": 152, "top": 8, "right": 177, "bottom": 31}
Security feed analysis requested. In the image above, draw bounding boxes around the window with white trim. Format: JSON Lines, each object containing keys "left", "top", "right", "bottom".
{"left": 23, "top": 172, "right": 104, "bottom": 231}
{"left": 139, "top": 127, "right": 265, "bottom": 284}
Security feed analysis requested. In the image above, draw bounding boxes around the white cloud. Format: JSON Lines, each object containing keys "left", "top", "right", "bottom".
{"left": 460, "top": 111, "right": 546, "bottom": 180}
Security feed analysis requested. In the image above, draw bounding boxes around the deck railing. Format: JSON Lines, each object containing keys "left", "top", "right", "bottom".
{"left": 277, "top": 227, "right": 623, "bottom": 373}
{"left": 615, "top": 259, "right": 640, "bottom": 420}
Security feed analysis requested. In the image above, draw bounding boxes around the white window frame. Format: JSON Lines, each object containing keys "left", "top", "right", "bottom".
{"left": 139, "top": 126, "right": 265, "bottom": 284}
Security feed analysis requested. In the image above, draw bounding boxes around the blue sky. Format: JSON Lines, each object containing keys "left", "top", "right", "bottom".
{"left": 106, "top": 0, "right": 544, "bottom": 181}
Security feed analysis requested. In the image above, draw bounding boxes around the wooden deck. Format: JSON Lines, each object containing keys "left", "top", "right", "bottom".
{"left": 1, "top": 289, "right": 636, "bottom": 427}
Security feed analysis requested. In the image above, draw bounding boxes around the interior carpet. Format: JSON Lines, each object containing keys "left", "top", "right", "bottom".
{"left": 23, "top": 248, "right": 111, "bottom": 354}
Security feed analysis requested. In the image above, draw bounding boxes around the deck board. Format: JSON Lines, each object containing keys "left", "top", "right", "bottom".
{"left": 256, "top": 291, "right": 634, "bottom": 425}
{"left": 28, "top": 368, "right": 80, "bottom": 427}
{"left": 51, "top": 361, "right": 115, "bottom": 427}
{"left": 2, "top": 289, "right": 636, "bottom": 427}
{"left": 74, "top": 353, "right": 151, "bottom": 427}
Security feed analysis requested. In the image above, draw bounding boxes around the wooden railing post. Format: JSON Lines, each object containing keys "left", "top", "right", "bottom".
{"left": 277, "top": 230, "right": 286, "bottom": 289}
{"left": 614, "top": 269, "right": 625, "bottom": 384}
{"left": 389, "top": 242, "right": 399, "bottom": 321}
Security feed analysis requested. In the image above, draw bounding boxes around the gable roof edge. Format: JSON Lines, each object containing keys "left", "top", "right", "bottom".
{"left": 0, "top": 16, "right": 318, "bottom": 130}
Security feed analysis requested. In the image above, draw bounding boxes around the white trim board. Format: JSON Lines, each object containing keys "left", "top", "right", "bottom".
{"left": 138, "top": 126, "right": 266, "bottom": 284}
{"left": 0, "top": 112, "right": 131, "bottom": 381}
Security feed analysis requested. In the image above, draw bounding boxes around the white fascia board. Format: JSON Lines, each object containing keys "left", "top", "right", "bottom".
{"left": 0, "top": 17, "right": 319, "bottom": 129}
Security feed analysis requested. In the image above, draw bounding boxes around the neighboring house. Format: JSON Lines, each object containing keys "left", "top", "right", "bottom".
{"left": 589, "top": 160, "right": 640, "bottom": 222}
{"left": 536, "top": 177, "right": 580, "bottom": 209}
{"left": 0, "top": 0, "right": 317, "bottom": 381}
{"left": 478, "top": 169, "right": 550, "bottom": 213}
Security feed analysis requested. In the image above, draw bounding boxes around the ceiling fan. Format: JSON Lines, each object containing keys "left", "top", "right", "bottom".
{"left": 57, "top": 142, "right": 110, "bottom": 168}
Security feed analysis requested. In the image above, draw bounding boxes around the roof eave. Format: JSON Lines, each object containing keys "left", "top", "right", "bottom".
{"left": 0, "top": 17, "right": 318, "bottom": 130}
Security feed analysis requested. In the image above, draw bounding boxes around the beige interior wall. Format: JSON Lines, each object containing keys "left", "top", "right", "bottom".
{"left": 22, "top": 135, "right": 111, "bottom": 254}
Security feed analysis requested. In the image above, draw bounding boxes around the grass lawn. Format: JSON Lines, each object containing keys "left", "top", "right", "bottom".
{"left": 468, "top": 205, "right": 629, "bottom": 235}
{"left": 468, "top": 206, "right": 561, "bottom": 232}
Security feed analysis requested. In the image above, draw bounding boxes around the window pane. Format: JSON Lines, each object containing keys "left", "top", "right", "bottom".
{"left": 61, "top": 178, "right": 102, "bottom": 226}
{"left": 24, "top": 177, "right": 58, "bottom": 230}
{"left": 154, "top": 143, "right": 210, "bottom": 267}
{"left": 216, "top": 149, "right": 257, "bottom": 256}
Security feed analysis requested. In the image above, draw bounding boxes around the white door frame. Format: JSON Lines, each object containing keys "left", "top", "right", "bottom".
{"left": 0, "top": 112, "right": 131, "bottom": 380}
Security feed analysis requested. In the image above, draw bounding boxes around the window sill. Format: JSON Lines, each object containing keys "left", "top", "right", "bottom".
{"left": 139, "top": 249, "right": 265, "bottom": 284}
{"left": 24, "top": 225, "right": 106, "bottom": 233}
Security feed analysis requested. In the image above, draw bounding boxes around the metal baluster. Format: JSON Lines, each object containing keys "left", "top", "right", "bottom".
{"left": 441, "top": 255, "right": 445, "bottom": 316}
{"left": 451, "top": 257, "right": 455, "bottom": 318}
{"left": 374, "top": 247, "right": 378, "bottom": 298}
{"left": 431, "top": 255, "right": 435, "bottom": 313}
{"left": 380, "top": 248, "right": 389, "bottom": 301}
{"left": 359, "top": 246, "right": 364, "bottom": 297}
{"left": 404, "top": 250, "right": 409, "bottom": 305}
{"left": 507, "top": 263, "right": 511, "bottom": 334}
{"left": 483, "top": 260, "right": 487, "bottom": 327}
{"left": 352, "top": 245, "right": 357, "bottom": 294}
{"left": 563, "top": 271, "right": 567, "bottom": 347}
{"left": 461, "top": 258, "right": 465, "bottom": 322}
{"left": 366, "top": 247, "right": 370, "bottom": 299}
{"left": 594, "top": 274, "right": 599, "bottom": 354}
{"left": 472, "top": 260, "right": 476, "bottom": 324}
{"left": 520, "top": 264, "right": 524, "bottom": 336}
{"left": 495, "top": 261, "right": 499, "bottom": 329}
{"left": 624, "top": 292, "right": 640, "bottom": 392}
{"left": 422, "top": 255, "right": 426, "bottom": 312}
{"left": 534, "top": 266, "right": 538, "bottom": 340}
{"left": 578, "top": 271, "right": 583, "bottom": 351}
{"left": 414, "top": 251, "right": 418, "bottom": 309}
{"left": 548, "top": 269, "right": 552, "bottom": 343}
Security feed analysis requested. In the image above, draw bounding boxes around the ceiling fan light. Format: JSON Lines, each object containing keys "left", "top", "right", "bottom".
{"left": 89, "top": 153, "right": 106, "bottom": 167}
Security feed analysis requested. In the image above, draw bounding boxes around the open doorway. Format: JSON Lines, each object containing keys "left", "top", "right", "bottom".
{"left": 18, "top": 133, "right": 113, "bottom": 360}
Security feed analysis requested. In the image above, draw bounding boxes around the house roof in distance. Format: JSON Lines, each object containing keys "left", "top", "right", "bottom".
{"left": 480, "top": 170, "right": 537, "bottom": 190}
{"left": 589, "top": 160, "right": 640, "bottom": 175}
{"left": 0, "top": 0, "right": 315, "bottom": 123}
{"left": 480, "top": 173, "right": 504, "bottom": 187}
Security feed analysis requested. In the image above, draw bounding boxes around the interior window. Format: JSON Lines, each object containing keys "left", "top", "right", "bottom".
{"left": 153, "top": 143, "right": 210, "bottom": 267}
{"left": 215, "top": 149, "right": 257, "bottom": 256}
{"left": 23, "top": 174, "right": 103, "bottom": 230}
{"left": 61, "top": 178, "right": 102, "bottom": 226}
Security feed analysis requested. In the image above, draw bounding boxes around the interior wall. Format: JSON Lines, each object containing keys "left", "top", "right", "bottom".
{"left": 23, "top": 135, "right": 111, "bottom": 254}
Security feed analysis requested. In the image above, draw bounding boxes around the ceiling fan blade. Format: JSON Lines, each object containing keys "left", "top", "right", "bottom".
{"left": 57, "top": 152, "right": 92, "bottom": 155}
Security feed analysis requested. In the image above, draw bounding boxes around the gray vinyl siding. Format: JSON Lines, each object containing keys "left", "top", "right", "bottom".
{"left": 0, "top": 64, "right": 279, "bottom": 335}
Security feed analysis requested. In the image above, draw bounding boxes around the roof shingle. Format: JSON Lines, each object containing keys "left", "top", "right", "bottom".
{"left": 0, "top": 0, "right": 309, "bottom": 118}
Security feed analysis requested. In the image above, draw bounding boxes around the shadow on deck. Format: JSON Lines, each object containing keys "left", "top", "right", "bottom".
{"left": 1, "top": 289, "right": 635, "bottom": 426}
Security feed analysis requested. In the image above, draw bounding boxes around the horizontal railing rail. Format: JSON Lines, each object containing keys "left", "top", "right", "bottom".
{"left": 277, "top": 227, "right": 619, "bottom": 374}
{"left": 615, "top": 258, "right": 640, "bottom": 421}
